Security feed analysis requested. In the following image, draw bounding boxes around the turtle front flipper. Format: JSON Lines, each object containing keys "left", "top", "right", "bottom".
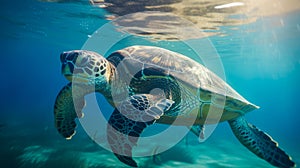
{"left": 229, "top": 116, "right": 295, "bottom": 168}
{"left": 54, "top": 83, "right": 90, "bottom": 139}
{"left": 107, "top": 94, "right": 174, "bottom": 167}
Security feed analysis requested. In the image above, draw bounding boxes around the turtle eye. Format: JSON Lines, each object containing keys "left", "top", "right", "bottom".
{"left": 76, "top": 55, "right": 90, "bottom": 67}
{"left": 67, "top": 52, "right": 79, "bottom": 62}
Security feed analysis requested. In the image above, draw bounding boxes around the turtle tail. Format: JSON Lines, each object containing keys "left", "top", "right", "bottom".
{"left": 228, "top": 116, "right": 295, "bottom": 168}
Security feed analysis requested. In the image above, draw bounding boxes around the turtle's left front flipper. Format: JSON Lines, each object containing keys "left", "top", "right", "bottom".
{"left": 107, "top": 94, "right": 174, "bottom": 167}
{"left": 229, "top": 116, "right": 295, "bottom": 168}
{"left": 54, "top": 83, "right": 92, "bottom": 139}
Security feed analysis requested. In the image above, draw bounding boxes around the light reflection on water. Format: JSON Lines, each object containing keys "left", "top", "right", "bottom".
{"left": 89, "top": 0, "right": 300, "bottom": 38}
{"left": 42, "top": 0, "right": 300, "bottom": 40}
{"left": 3, "top": 0, "right": 299, "bottom": 41}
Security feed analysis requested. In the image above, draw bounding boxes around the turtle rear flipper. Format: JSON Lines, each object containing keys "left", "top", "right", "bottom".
{"left": 229, "top": 116, "right": 295, "bottom": 168}
{"left": 188, "top": 125, "right": 205, "bottom": 140}
{"left": 107, "top": 94, "right": 174, "bottom": 167}
{"left": 54, "top": 83, "right": 87, "bottom": 139}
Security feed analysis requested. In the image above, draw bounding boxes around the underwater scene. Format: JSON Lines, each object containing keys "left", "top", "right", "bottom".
{"left": 1, "top": 0, "right": 300, "bottom": 167}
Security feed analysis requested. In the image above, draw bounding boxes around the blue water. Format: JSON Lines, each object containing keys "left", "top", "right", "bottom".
{"left": 0, "top": 0, "right": 300, "bottom": 167}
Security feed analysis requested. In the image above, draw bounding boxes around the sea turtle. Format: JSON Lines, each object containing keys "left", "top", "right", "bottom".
{"left": 54, "top": 46, "right": 295, "bottom": 167}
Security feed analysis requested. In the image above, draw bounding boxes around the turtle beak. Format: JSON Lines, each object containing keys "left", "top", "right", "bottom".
{"left": 64, "top": 75, "right": 73, "bottom": 82}
{"left": 60, "top": 51, "right": 91, "bottom": 83}
{"left": 62, "top": 63, "right": 73, "bottom": 81}
{"left": 62, "top": 64, "right": 90, "bottom": 83}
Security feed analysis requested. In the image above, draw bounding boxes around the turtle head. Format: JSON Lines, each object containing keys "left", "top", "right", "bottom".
{"left": 60, "top": 50, "right": 110, "bottom": 87}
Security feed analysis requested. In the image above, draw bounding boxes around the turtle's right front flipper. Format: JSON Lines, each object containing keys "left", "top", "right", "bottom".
{"left": 107, "top": 94, "right": 174, "bottom": 167}
{"left": 229, "top": 116, "right": 295, "bottom": 168}
{"left": 54, "top": 83, "right": 90, "bottom": 139}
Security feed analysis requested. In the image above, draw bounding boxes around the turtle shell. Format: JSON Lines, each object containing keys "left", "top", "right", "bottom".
{"left": 107, "top": 45, "right": 257, "bottom": 109}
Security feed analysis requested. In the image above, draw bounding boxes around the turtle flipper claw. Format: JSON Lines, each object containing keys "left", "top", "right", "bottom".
{"left": 115, "top": 155, "right": 138, "bottom": 167}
